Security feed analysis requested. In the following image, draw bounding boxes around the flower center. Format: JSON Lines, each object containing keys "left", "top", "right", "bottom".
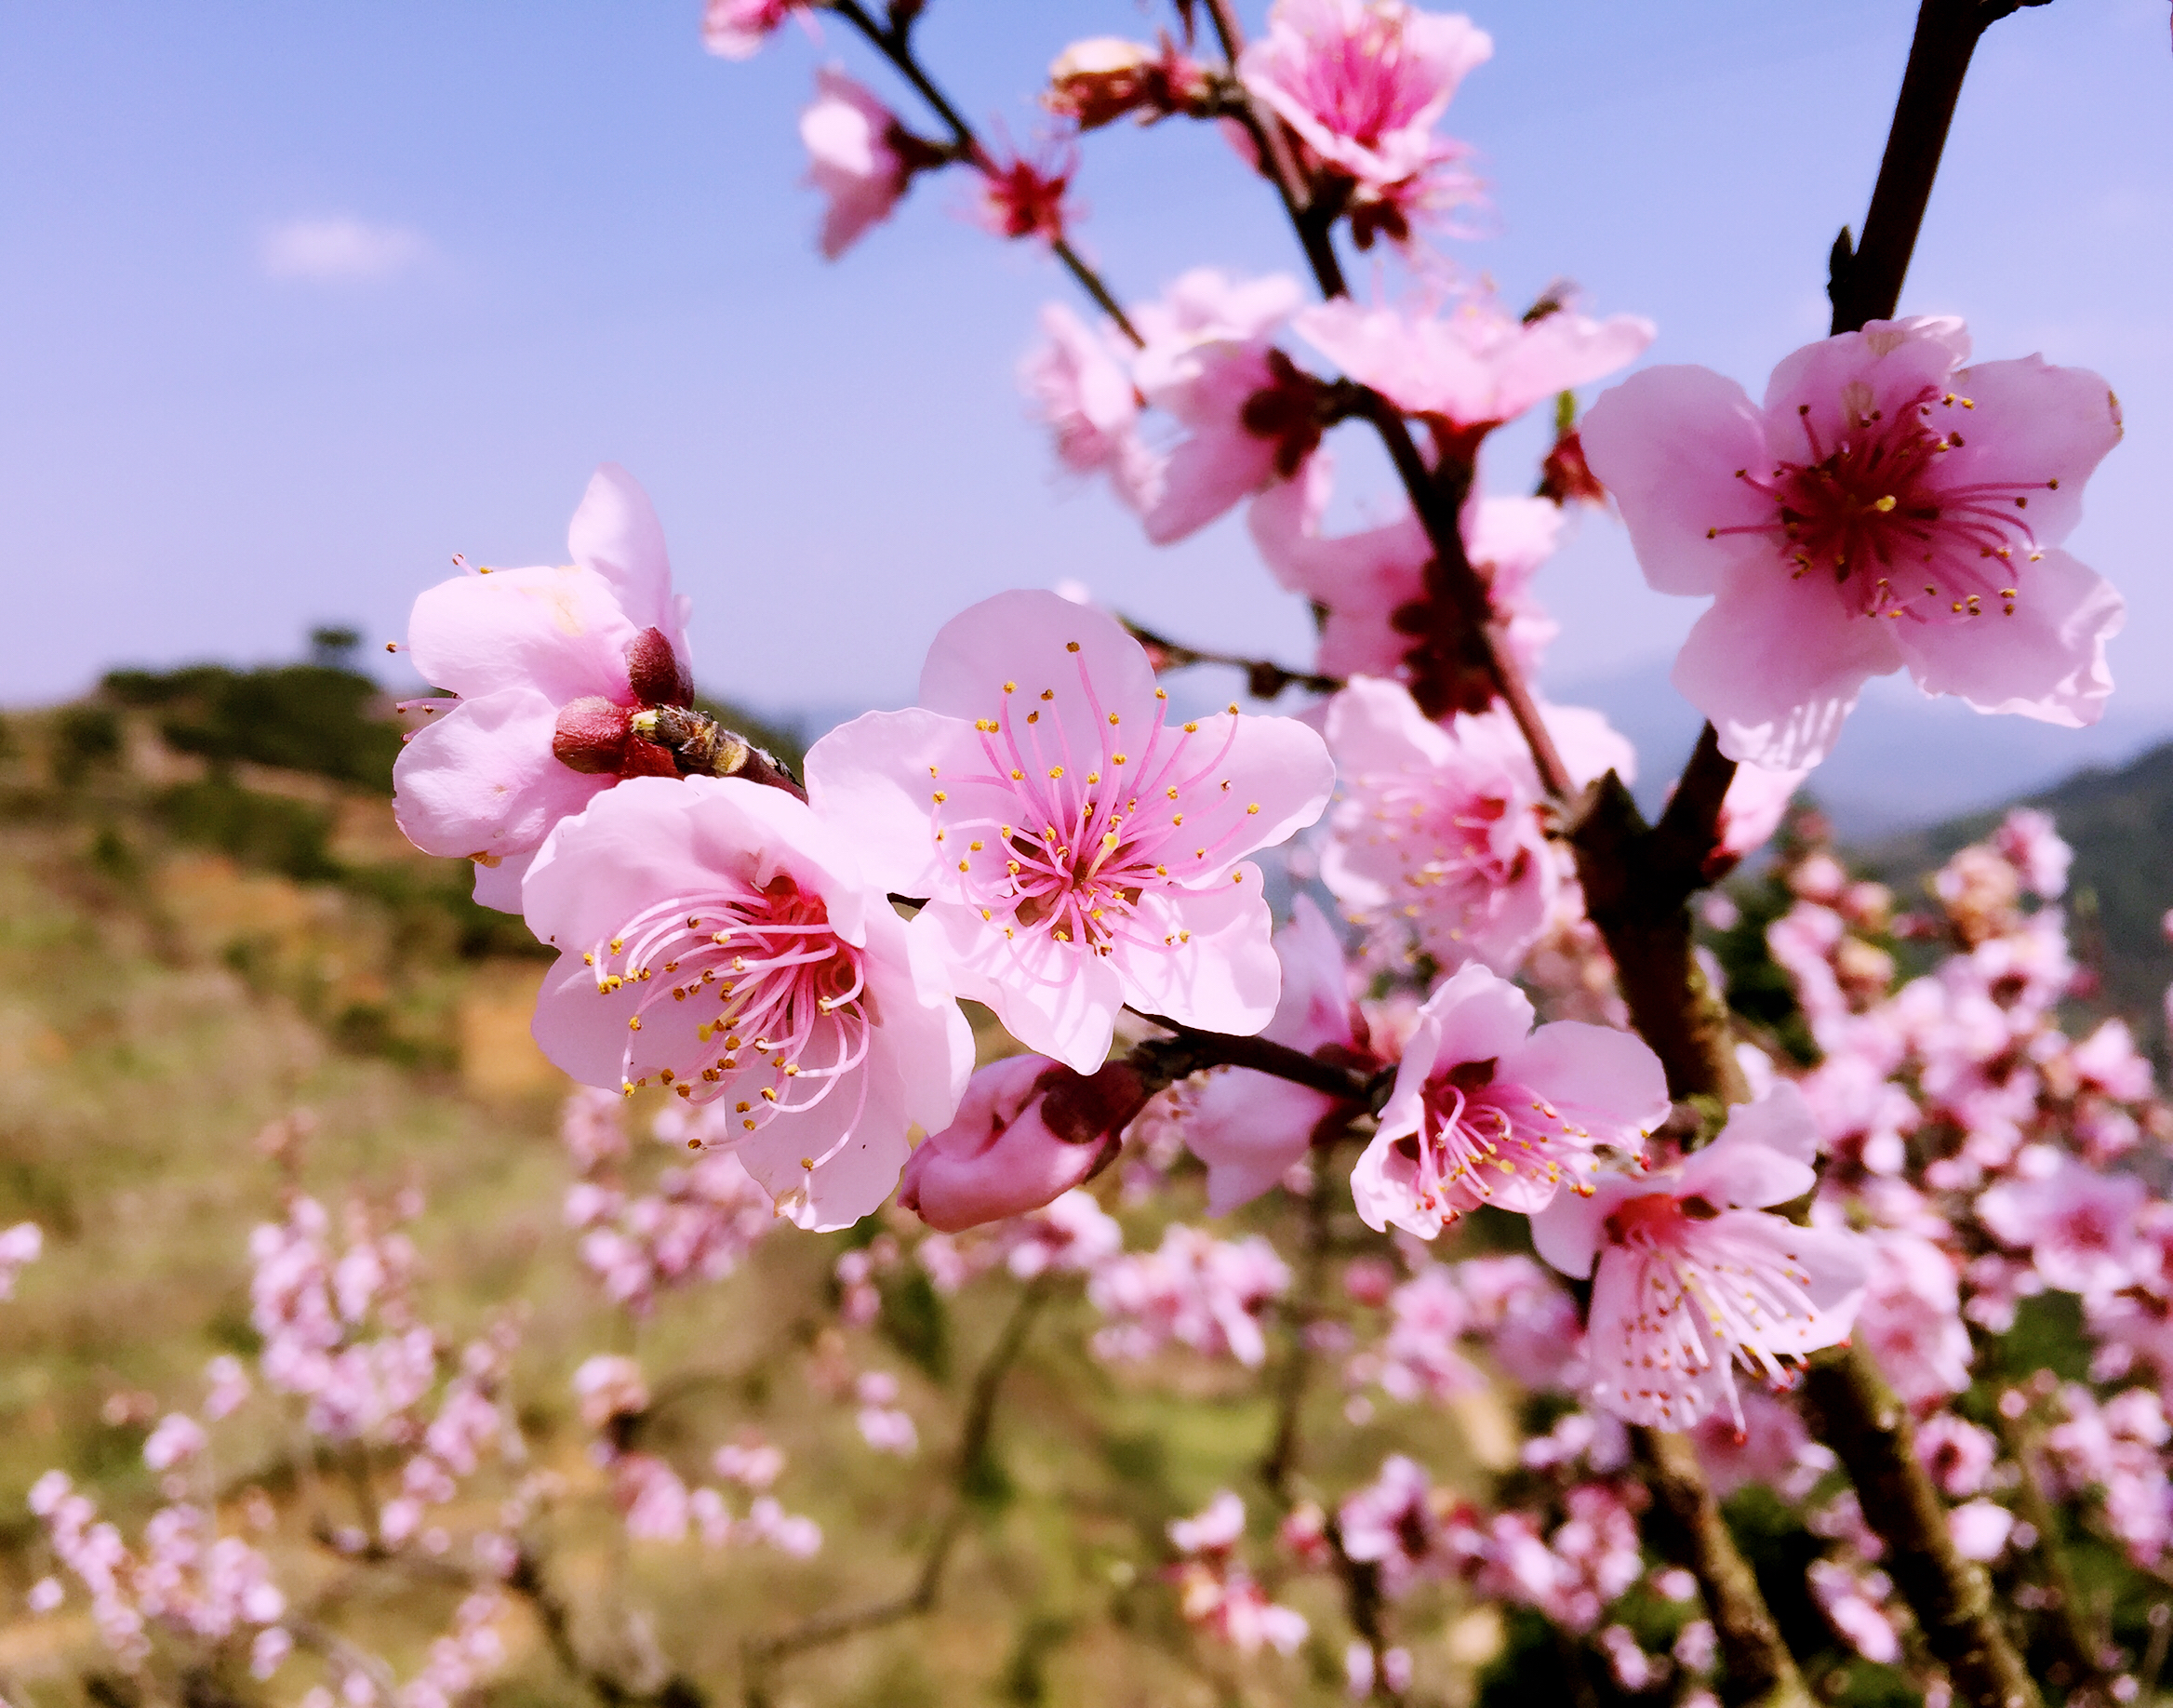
{"left": 586, "top": 875, "right": 872, "bottom": 1145}
{"left": 1304, "top": 14, "right": 1431, "bottom": 147}
{"left": 1391, "top": 1059, "right": 1577, "bottom": 1217}
{"left": 1712, "top": 383, "right": 2057, "bottom": 623}
{"left": 930, "top": 647, "right": 1260, "bottom": 961}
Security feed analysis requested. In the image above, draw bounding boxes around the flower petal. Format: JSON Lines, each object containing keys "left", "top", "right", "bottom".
{"left": 1891, "top": 546, "right": 2122, "bottom": 728}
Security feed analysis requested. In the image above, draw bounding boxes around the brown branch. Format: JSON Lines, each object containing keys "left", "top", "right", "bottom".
{"left": 1253, "top": 1162, "right": 1405, "bottom": 1705}
{"left": 1118, "top": 614, "right": 1343, "bottom": 701}
{"left": 740, "top": 1276, "right": 1051, "bottom": 1704}
{"left": 828, "top": 0, "right": 1142, "bottom": 343}
{"left": 1801, "top": 1347, "right": 2042, "bottom": 1708}
{"left": 1128, "top": 1011, "right": 1378, "bottom": 1105}
{"left": 1633, "top": 1428, "right": 1810, "bottom": 1708}
{"left": 506, "top": 1546, "right": 707, "bottom": 1708}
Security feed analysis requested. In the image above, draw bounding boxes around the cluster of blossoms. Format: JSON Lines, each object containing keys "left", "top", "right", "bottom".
{"left": 335, "top": 0, "right": 2168, "bottom": 1699}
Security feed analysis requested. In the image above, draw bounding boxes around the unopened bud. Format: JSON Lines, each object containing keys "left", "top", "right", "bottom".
{"left": 1047, "top": 38, "right": 1157, "bottom": 130}
{"left": 625, "top": 627, "right": 691, "bottom": 708}
{"left": 553, "top": 697, "right": 634, "bottom": 774}
{"left": 1538, "top": 429, "right": 1607, "bottom": 507}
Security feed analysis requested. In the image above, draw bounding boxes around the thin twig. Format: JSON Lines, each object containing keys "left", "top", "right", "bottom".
{"left": 1118, "top": 614, "right": 1343, "bottom": 701}
{"left": 829, "top": 0, "right": 1142, "bottom": 342}
{"left": 1129, "top": 1010, "right": 1378, "bottom": 1105}
{"left": 740, "top": 1277, "right": 1052, "bottom": 1703}
{"left": 1254, "top": 1162, "right": 1405, "bottom": 1706}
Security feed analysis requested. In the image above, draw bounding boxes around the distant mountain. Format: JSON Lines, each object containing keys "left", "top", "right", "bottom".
{"left": 1859, "top": 740, "right": 2173, "bottom": 1044}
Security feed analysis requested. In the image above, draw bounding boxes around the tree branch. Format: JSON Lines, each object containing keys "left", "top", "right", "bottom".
{"left": 1118, "top": 615, "right": 1344, "bottom": 701}
{"left": 1991, "top": 1396, "right": 2114, "bottom": 1696}
{"left": 1128, "top": 1011, "right": 1379, "bottom": 1105}
{"left": 1632, "top": 1428, "right": 1811, "bottom": 1708}
{"left": 829, "top": 0, "right": 1142, "bottom": 342}
{"left": 1801, "top": 1346, "right": 2041, "bottom": 1708}
{"left": 740, "top": 1276, "right": 1051, "bottom": 1703}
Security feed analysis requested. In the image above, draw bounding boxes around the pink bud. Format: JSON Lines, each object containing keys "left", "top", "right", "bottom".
{"left": 625, "top": 627, "right": 691, "bottom": 708}
{"left": 897, "top": 1055, "right": 1143, "bottom": 1232}
{"left": 553, "top": 697, "right": 634, "bottom": 774}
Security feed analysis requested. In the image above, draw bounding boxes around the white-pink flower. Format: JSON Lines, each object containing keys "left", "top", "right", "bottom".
{"left": 1020, "top": 302, "right": 1150, "bottom": 493}
{"left": 1178, "top": 897, "right": 1371, "bottom": 1215}
{"left": 523, "top": 776, "right": 973, "bottom": 1231}
{"left": 807, "top": 591, "right": 1335, "bottom": 1073}
{"left": 1978, "top": 1156, "right": 2144, "bottom": 1300}
{"left": 1321, "top": 677, "right": 1630, "bottom": 980}
{"left": 1534, "top": 1085, "right": 1871, "bottom": 1430}
{"left": 1296, "top": 293, "right": 1653, "bottom": 435}
{"left": 1580, "top": 316, "right": 2125, "bottom": 768}
{"left": 1238, "top": 0, "right": 1489, "bottom": 239}
{"left": 800, "top": 68, "right": 916, "bottom": 260}
{"left": 393, "top": 465, "right": 695, "bottom": 911}
{"left": 1356, "top": 963, "right": 1669, "bottom": 1238}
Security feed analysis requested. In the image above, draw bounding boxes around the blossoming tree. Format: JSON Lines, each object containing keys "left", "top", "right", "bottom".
{"left": 23, "top": 2, "right": 2168, "bottom": 1706}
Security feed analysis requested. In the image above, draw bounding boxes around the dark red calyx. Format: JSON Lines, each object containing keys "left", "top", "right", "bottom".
{"left": 552, "top": 697, "right": 635, "bottom": 774}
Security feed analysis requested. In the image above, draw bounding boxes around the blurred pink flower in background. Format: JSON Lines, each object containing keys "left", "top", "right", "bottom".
{"left": 800, "top": 68, "right": 917, "bottom": 259}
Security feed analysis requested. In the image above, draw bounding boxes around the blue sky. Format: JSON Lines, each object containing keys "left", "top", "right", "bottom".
{"left": 2, "top": 1, "right": 2165, "bottom": 829}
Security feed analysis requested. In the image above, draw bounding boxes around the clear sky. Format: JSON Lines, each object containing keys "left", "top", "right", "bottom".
{"left": 2, "top": 1, "right": 2165, "bottom": 827}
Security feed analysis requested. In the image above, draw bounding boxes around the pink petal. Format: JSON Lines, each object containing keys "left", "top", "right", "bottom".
{"left": 1584, "top": 1247, "right": 1736, "bottom": 1428}
{"left": 1761, "top": 316, "right": 1968, "bottom": 431}
{"left": 1262, "top": 895, "right": 1356, "bottom": 1054}
{"left": 1936, "top": 354, "right": 2122, "bottom": 546}
{"left": 393, "top": 686, "right": 608, "bottom": 865}
{"left": 805, "top": 707, "right": 983, "bottom": 896}
{"left": 406, "top": 565, "right": 642, "bottom": 704}
{"left": 1672, "top": 562, "right": 1903, "bottom": 768}
{"left": 1891, "top": 546, "right": 2121, "bottom": 727}
{"left": 567, "top": 463, "right": 679, "bottom": 640}
{"left": 1580, "top": 365, "right": 1772, "bottom": 596}
{"left": 916, "top": 899, "right": 1126, "bottom": 1074}
{"left": 1184, "top": 1071, "right": 1338, "bottom": 1216}
{"left": 917, "top": 590, "right": 1159, "bottom": 766}
{"left": 1142, "top": 418, "right": 1286, "bottom": 545}
{"left": 1500, "top": 1020, "right": 1671, "bottom": 1141}
{"left": 1111, "top": 862, "right": 1281, "bottom": 1037}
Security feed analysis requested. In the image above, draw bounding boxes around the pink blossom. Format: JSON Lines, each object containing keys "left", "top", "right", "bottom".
{"left": 1295, "top": 293, "right": 1653, "bottom": 438}
{"left": 1321, "top": 679, "right": 1630, "bottom": 981}
{"left": 1456, "top": 1254, "right": 1588, "bottom": 1391}
{"left": 807, "top": 591, "right": 1334, "bottom": 1073}
{"left": 1020, "top": 303, "right": 1152, "bottom": 499}
{"left": 1090, "top": 1224, "right": 1290, "bottom": 1368}
{"left": 973, "top": 141, "right": 1074, "bottom": 243}
{"left": 1237, "top": 0, "right": 1489, "bottom": 241}
{"left": 0, "top": 1221, "right": 39, "bottom": 1299}
{"left": 800, "top": 68, "right": 918, "bottom": 260}
{"left": 701, "top": 0, "right": 807, "bottom": 60}
{"left": 1711, "top": 760, "right": 1809, "bottom": 868}
{"left": 1176, "top": 897, "right": 1371, "bottom": 1214}
{"left": 202, "top": 1356, "right": 251, "bottom": 1422}
{"left": 1580, "top": 317, "right": 2125, "bottom": 768}
{"left": 1339, "top": 1455, "right": 1449, "bottom": 1596}
{"left": 572, "top": 1356, "right": 649, "bottom": 1433}
{"left": 524, "top": 776, "right": 973, "bottom": 1231}
{"left": 1687, "top": 1387, "right": 1827, "bottom": 1499}
{"left": 142, "top": 1415, "right": 207, "bottom": 1474}
{"left": 393, "top": 465, "right": 696, "bottom": 910}
{"left": 1853, "top": 1230, "right": 1973, "bottom": 1406}
{"left": 898, "top": 1054, "right": 1134, "bottom": 1232}
{"left": 1993, "top": 806, "right": 2072, "bottom": 899}
{"left": 1978, "top": 1157, "right": 2143, "bottom": 1299}
{"left": 852, "top": 1372, "right": 917, "bottom": 1455}
{"left": 1357, "top": 963, "right": 1669, "bottom": 1238}
{"left": 1351, "top": 1264, "right": 1483, "bottom": 1405}
{"left": 1126, "top": 269, "right": 1315, "bottom": 543}
{"left": 1807, "top": 1560, "right": 1900, "bottom": 1663}
{"left": 1534, "top": 1085, "right": 1871, "bottom": 1429}
{"left": 1249, "top": 451, "right": 1561, "bottom": 679}
{"left": 1166, "top": 1491, "right": 1309, "bottom": 1656}
{"left": 1915, "top": 1413, "right": 1997, "bottom": 1500}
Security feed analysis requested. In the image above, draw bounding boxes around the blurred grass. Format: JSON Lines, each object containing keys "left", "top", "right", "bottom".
{"left": 0, "top": 681, "right": 1504, "bottom": 1708}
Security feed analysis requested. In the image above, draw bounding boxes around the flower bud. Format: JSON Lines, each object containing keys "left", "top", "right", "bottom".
{"left": 897, "top": 1055, "right": 1144, "bottom": 1232}
{"left": 553, "top": 697, "right": 635, "bottom": 774}
{"left": 1046, "top": 37, "right": 1157, "bottom": 129}
{"left": 625, "top": 626, "right": 691, "bottom": 708}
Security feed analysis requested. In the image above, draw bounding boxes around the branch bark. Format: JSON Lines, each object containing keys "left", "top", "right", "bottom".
{"left": 1801, "top": 1348, "right": 2041, "bottom": 1708}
